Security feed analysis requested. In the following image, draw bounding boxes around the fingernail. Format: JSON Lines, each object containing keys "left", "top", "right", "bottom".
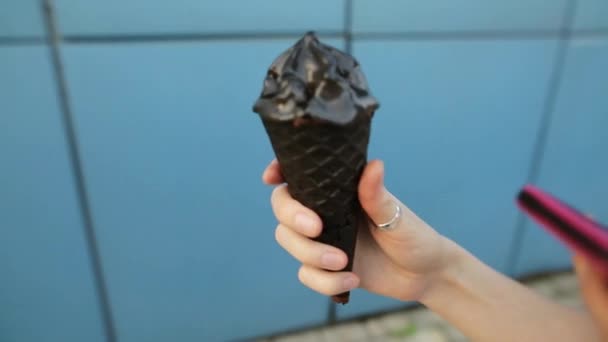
{"left": 295, "top": 213, "right": 316, "bottom": 234}
{"left": 343, "top": 276, "right": 358, "bottom": 290}
{"left": 321, "top": 252, "right": 342, "bottom": 268}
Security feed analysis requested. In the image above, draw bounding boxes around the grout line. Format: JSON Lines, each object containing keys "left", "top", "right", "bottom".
{"left": 59, "top": 29, "right": 608, "bottom": 44}
{"left": 355, "top": 29, "right": 562, "bottom": 40}
{"left": 327, "top": 297, "right": 337, "bottom": 325}
{"left": 62, "top": 31, "right": 345, "bottom": 44}
{"left": 0, "top": 36, "right": 46, "bottom": 45}
{"left": 41, "top": 1, "right": 117, "bottom": 341}
{"left": 344, "top": 0, "right": 354, "bottom": 54}
{"left": 353, "top": 28, "right": 606, "bottom": 41}
{"left": 2, "top": 29, "right": 607, "bottom": 46}
{"left": 571, "top": 28, "right": 608, "bottom": 38}
{"left": 506, "top": 0, "right": 578, "bottom": 274}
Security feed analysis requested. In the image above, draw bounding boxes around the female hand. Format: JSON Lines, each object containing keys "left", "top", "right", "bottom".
{"left": 262, "top": 159, "right": 459, "bottom": 301}
{"left": 574, "top": 254, "right": 608, "bottom": 339}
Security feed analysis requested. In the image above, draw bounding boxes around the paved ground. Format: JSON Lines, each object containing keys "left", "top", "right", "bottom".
{"left": 260, "top": 271, "right": 582, "bottom": 342}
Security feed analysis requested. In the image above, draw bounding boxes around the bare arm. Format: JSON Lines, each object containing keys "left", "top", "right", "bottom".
{"left": 421, "top": 239, "right": 601, "bottom": 342}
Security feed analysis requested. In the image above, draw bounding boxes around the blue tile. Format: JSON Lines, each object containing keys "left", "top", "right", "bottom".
{"left": 0, "top": 46, "right": 105, "bottom": 342}
{"left": 514, "top": 38, "right": 608, "bottom": 275}
{"left": 62, "top": 39, "right": 344, "bottom": 341}
{"left": 55, "top": 0, "right": 344, "bottom": 35}
{"left": 352, "top": 0, "right": 567, "bottom": 33}
{"left": 337, "top": 39, "right": 558, "bottom": 319}
{"left": 574, "top": 0, "right": 608, "bottom": 30}
{"left": 0, "top": 0, "right": 44, "bottom": 37}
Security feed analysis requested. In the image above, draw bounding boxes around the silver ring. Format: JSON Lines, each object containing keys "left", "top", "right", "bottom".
{"left": 376, "top": 203, "right": 402, "bottom": 231}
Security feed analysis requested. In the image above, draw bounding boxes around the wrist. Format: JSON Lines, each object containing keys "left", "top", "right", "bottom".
{"left": 419, "top": 237, "right": 471, "bottom": 307}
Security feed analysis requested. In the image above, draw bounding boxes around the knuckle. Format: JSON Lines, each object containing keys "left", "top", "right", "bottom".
{"left": 301, "top": 248, "right": 317, "bottom": 267}
{"left": 274, "top": 224, "right": 283, "bottom": 244}
{"left": 301, "top": 246, "right": 323, "bottom": 268}
{"left": 270, "top": 186, "right": 282, "bottom": 207}
{"left": 297, "top": 266, "right": 338, "bottom": 296}
{"left": 271, "top": 186, "right": 293, "bottom": 222}
{"left": 317, "top": 280, "right": 337, "bottom": 296}
{"left": 297, "top": 265, "right": 307, "bottom": 284}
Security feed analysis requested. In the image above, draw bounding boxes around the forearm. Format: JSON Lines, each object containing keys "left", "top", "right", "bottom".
{"left": 421, "top": 238, "right": 600, "bottom": 342}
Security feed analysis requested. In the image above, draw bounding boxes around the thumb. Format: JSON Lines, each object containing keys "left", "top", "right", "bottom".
{"left": 358, "top": 160, "right": 403, "bottom": 232}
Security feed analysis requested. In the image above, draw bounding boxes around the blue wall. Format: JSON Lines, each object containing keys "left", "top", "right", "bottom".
{"left": 1, "top": 1, "right": 607, "bottom": 341}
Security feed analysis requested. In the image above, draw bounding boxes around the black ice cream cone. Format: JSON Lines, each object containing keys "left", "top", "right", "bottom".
{"left": 262, "top": 114, "right": 370, "bottom": 304}
{"left": 253, "top": 32, "right": 379, "bottom": 304}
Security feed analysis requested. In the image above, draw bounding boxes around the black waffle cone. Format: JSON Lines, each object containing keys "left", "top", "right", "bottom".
{"left": 261, "top": 114, "right": 371, "bottom": 304}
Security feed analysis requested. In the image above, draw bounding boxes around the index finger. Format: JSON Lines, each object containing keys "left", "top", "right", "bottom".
{"left": 262, "top": 159, "right": 284, "bottom": 185}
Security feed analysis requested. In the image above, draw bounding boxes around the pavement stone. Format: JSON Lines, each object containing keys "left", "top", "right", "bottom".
{"left": 553, "top": 273, "right": 580, "bottom": 295}
{"left": 320, "top": 322, "right": 369, "bottom": 342}
{"left": 405, "top": 330, "right": 448, "bottom": 342}
{"left": 528, "top": 280, "right": 559, "bottom": 297}
{"left": 442, "top": 325, "right": 468, "bottom": 342}
{"left": 378, "top": 311, "right": 414, "bottom": 333}
{"left": 556, "top": 296, "right": 585, "bottom": 309}
{"left": 409, "top": 309, "right": 446, "bottom": 329}
{"left": 363, "top": 317, "right": 389, "bottom": 338}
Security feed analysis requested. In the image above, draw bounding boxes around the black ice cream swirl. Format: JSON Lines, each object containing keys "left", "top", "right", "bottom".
{"left": 253, "top": 32, "right": 379, "bottom": 125}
